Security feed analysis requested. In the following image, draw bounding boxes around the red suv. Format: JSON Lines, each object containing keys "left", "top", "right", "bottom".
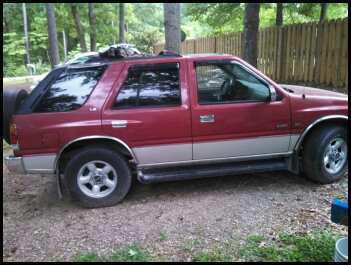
{"left": 4, "top": 52, "right": 348, "bottom": 208}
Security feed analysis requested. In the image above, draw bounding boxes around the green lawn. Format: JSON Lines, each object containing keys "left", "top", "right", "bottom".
{"left": 72, "top": 229, "right": 344, "bottom": 262}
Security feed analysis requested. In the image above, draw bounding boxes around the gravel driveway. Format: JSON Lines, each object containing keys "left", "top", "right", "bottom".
{"left": 3, "top": 143, "right": 348, "bottom": 262}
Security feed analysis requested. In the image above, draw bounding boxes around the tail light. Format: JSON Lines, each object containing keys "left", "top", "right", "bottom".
{"left": 9, "top": 122, "right": 18, "bottom": 145}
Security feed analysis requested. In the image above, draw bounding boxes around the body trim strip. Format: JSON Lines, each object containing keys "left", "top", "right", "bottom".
{"left": 193, "top": 134, "right": 291, "bottom": 160}
{"left": 137, "top": 151, "right": 293, "bottom": 169}
{"left": 294, "top": 115, "right": 348, "bottom": 151}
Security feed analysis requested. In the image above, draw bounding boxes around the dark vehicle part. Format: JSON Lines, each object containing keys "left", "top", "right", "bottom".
{"left": 303, "top": 126, "right": 348, "bottom": 184}
{"left": 99, "top": 44, "right": 142, "bottom": 59}
{"left": 64, "top": 146, "right": 132, "bottom": 208}
{"left": 3, "top": 88, "right": 29, "bottom": 144}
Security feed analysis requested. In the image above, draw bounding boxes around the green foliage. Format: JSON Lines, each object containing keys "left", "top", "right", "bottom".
{"left": 74, "top": 252, "right": 103, "bottom": 262}
{"left": 192, "top": 247, "right": 232, "bottom": 262}
{"left": 74, "top": 244, "right": 152, "bottom": 262}
{"left": 159, "top": 232, "right": 168, "bottom": 241}
{"left": 185, "top": 3, "right": 244, "bottom": 35}
{"left": 183, "top": 239, "right": 201, "bottom": 252}
{"left": 240, "top": 230, "right": 340, "bottom": 262}
{"left": 109, "top": 244, "right": 152, "bottom": 262}
{"left": 185, "top": 3, "right": 348, "bottom": 34}
{"left": 3, "top": 3, "right": 348, "bottom": 77}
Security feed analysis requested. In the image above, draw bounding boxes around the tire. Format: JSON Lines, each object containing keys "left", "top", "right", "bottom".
{"left": 3, "top": 88, "right": 28, "bottom": 144}
{"left": 64, "top": 146, "right": 132, "bottom": 208}
{"left": 302, "top": 125, "right": 348, "bottom": 184}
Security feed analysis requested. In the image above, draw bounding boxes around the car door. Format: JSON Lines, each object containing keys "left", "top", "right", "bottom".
{"left": 188, "top": 58, "right": 292, "bottom": 160}
{"left": 102, "top": 59, "right": 192, "bottom": 166}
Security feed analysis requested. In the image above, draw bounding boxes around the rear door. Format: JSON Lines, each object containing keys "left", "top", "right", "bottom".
{"left": 102, "top": 59, "right": 192, "bottom": 166}
{"left": 188, "top": 58, "right": 292, "bottom": 160}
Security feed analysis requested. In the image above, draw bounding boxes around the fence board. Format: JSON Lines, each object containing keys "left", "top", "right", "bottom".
{"left": 320, "top": 22, "right": 328, "bottom": 84}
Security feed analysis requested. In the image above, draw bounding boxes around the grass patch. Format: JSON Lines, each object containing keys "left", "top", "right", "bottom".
{"left": 159, "top": 232, "right": 168, "bottom": 241}
{"left": 240, "top": 229, "right": 341, "bottom": 262}
{"left": 72, "top": 230, "right": 343, "bottom": 262}
{"left": 192, "top": 246, "right": 232, "bottom": 262}
{"left": 74, "top": 252, "right": 102, "bottom": 262}
{"left": 74, "top": 244, "right": 152, "bottom": 262}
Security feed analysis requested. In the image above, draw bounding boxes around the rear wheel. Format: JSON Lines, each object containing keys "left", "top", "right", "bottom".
{"left": 64, "top": 146, "right": 132, "bottom": 208}
{"left": 302, "top": 126, "right": 348, "bottom": 184}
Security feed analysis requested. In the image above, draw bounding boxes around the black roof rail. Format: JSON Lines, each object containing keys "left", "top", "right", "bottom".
{"left": 158, "top": 50, "right": 182, "bottom": 57}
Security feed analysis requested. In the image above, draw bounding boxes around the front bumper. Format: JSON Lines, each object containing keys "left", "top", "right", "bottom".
{"left": 4, "top": 156, "right": 26, "bottom": 174}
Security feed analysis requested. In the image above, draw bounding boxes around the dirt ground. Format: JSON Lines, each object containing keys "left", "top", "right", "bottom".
{"left": 3, "top": 143, "right": 348, "bottom": 262}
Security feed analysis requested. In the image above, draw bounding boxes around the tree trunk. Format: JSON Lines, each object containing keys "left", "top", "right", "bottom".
{"left": 243, "top": 3, "right": 260, "bottom": 67}
{"left": 88, "top": 3, "right": 97, "bottom": 51}
{"left": 70, "top": 3, "right": 87, "bottom": 52}
{"left": 22, "top": 3, "right": 30, "bottom": 65}
{"left": 164, "top": 3, "right": 181, "bottom": 54}
{"left": 45, "top": 3, "right": 60, "bottom": 68}
{"left": 319, "top": 3, "right": 328, "bottom": 22}
{"left": 119, "top": 3, "right": 125, "bottom": 43}
{"left": 276, "top": 3, "right": 283, "bottom": 26}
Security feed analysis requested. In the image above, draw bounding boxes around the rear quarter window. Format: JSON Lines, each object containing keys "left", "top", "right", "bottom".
{"left": 113, "top": 62, "right": 181, "bottom": 108}
{"left": 34, "top": 67, "right": 105, "bottom": 113}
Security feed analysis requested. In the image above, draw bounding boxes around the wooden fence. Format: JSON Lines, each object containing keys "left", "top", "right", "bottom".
{"left": 154, "top": 18, "right": 348, "bottom": 90}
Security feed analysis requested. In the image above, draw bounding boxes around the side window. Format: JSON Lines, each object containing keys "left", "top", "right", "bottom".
{"left": 34, "top": 67, "right": 105, "bottom": 112}
{"left": 195, "top": 61, "right": 270, "bottom": 104}
{"left": 114, "top": 63, "right": 181, "bottom": 108}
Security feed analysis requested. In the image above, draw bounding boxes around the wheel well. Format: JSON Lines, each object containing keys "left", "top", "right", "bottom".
{"left": 298, "top": 118, "right": 348, "bottom": 155}
{"left": 57, "top": 138, "right": 135, "bottom": 174}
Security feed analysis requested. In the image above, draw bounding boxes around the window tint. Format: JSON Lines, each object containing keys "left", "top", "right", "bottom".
{"left": 195, "top": 62, "right": 270, "bottom": 104}
{"left": 114, "top": 63, "right": 180, "bottom": 108}
{"left": 34, "top": 67, "right": 105, "bottom": 112}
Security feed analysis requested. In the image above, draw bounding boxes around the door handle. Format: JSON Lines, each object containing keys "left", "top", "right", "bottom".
{"left": 200, "top": 114, "right": 215, "bottom": 123}
{"left": 111, "top": 120, "right": 128, "bottom": 128}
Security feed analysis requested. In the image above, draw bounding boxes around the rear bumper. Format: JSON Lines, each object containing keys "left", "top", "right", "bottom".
{"left": 5, "top": 154, "right": 56, "bottom": 174}
{"left": 4, "top": 156, "right": 26, "bottom": 174}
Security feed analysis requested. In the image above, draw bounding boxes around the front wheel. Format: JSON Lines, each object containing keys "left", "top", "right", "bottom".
{"left": 302, "top": 126, "right": 348, "bottom": 184}
{"left": 64, "top": 146, "right": 132, "bottom": 208}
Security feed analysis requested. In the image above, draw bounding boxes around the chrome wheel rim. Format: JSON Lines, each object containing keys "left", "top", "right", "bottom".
{"left": 323, "top": 137, "right": 347, "bottom": 174}
{"left": 77, "top": 160, "right": 118, "bottom": 198}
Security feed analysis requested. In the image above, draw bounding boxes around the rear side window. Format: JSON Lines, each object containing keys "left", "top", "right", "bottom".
{"left": 113, "top": 63, "right": 180, "bottom": 108}
{"left": 34, "top": 67, "right": 105, "bottom": 112}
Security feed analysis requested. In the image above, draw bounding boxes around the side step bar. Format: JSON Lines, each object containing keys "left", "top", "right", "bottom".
{"left": 137, "top": 158, "right": 288, "bottom": 184}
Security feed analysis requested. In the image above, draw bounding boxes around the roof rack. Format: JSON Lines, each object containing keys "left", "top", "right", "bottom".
{"left": 65, "top": 47, "right": 183, "bottom": 68}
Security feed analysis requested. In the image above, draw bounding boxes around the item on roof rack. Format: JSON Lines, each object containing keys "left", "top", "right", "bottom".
{"left": 158, "top": 50, "right": 181, "bottom": 57}
{"left": 99, "top": 44, "right": 143, "bottom": 59}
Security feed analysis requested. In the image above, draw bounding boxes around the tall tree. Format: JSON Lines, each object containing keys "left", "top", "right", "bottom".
{"left": 70, "top": 3, "right": 87, "bottom": 52}
{"left": 46, "top": 3, "right": 60, "bottom": 67}
{"left": 276, "top": 3, "right": 283, "bottom": 26}
{"left": 22, "top": 3, "right": 30, "bottom": 65}
{"left": 164, "top": 3, "right": 181, "bottom": 53}
{"left": 243, "top": 3, "right": 260, "bottom": 67}
{"left": 319, "top": 3, "right": 328, "bottom": 22}
{"left": 119, "top": 3, "right": 125, "bottom": 43}
{"left": 88, "top": 3, "right": 97, "bottom": 51}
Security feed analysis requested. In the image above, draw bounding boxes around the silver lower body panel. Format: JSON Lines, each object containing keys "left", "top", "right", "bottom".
{"left": 5, "top": 154, "right": 56, "bottom": 174}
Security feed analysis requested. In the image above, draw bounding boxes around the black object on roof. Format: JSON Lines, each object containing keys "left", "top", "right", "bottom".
{"left": 158, "top": 50, "right": 182, "bottom": 57}
{"left": 99, "top": 44, "right": 181, "bottom": 61}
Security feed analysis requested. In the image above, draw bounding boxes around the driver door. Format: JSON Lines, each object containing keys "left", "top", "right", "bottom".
{"left": 189, "top": 59, "right": 292, "bottom": 160}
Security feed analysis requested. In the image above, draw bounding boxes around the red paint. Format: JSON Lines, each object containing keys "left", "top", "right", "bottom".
{"left": 12, "top": 54, "right": 348, "bottom": 157}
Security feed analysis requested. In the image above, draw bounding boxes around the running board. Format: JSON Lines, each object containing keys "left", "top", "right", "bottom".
{"left": 137, "top": 158, "right": 288, "bottom": 184}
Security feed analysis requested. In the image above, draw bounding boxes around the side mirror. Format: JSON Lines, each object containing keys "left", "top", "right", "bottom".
{"left": 269, "top": 85, "right": 277, "bottom": 102}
